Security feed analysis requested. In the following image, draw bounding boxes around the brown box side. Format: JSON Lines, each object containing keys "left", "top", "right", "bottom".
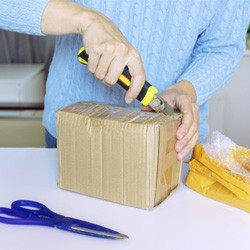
{"left": 57, "top": 110, "right": 160, "bottom": 209}
{"left": 154, "top": 119, "right": 182, "bottom": 206}
{"left": 57, "top": 102, "right": 182, "bottom": 209}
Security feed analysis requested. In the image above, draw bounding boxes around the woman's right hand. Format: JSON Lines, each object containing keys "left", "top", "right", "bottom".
{"left": 80, "top": 10, "right": 146, "bottom": 104}
{"left": 42, "top": 0, "right": 146, "bottom": 104}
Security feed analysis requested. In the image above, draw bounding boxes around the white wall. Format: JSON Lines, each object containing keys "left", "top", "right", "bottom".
{"left": 208, "top": 51, "right": 250, "bottom": 147}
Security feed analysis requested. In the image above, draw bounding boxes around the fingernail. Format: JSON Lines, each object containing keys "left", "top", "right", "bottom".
{"left": 175, "top": 142, "right": 182, "bottom": 152}
{"left": 178, "top": 130, "right": 186, "bottom": 139}
{"left": 177, "top": 152, "right": 184, "bottom": 161}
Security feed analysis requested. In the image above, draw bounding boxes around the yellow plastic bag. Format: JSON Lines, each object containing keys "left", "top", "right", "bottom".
{"left": 186, "top": 132, "right": 250, "bottom": 212}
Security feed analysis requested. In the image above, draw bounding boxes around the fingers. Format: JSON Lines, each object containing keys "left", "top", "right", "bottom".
{"left": 177, "top": 128, "right": 199, "bottom": 160}
{"left": 173, "top": 95, "right": 196, "bottom": 138}
{"left": 103, "top": 44, "right": 129, "bottom": 86}
{"left": 144, "top": 89, "right": 199, "bottom": 160}
{"left": 125, "top": 53, "right": 146, "bottom": 103}
{"left": 146, "top": 80, "right": 199, "bottom": 160}
{"left": 89, "top": 51, "right": 112, "bottom": 81}
{"left": 173, "top": 94, "right": 193, "bottom": 139}
{"left": 176, "top": 103, "right": 199, "bottom": 160}
{"left": 87, "top": 44, "right": 125, "bottom": 83}
{"left": 81, "top": 11, "right": 146, "bottom": 104}
{"left": 160, "top": 89, "right": 199, "bottom": 160}
{"left": 86, "top": 44, "right": 146, "bottom": 103}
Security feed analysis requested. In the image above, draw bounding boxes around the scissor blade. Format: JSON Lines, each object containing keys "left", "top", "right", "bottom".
{"left": 70, "top": 225, "right": 129, "bottom": 240}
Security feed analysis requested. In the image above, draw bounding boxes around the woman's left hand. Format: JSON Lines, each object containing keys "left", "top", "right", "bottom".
{"left": 141, "top": 80, "right": 199, "bottom": 160}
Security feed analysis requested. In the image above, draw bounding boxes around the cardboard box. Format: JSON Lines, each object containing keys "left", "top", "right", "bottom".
{"left": 57, "top": 102, "right": 182, "bottom": 209}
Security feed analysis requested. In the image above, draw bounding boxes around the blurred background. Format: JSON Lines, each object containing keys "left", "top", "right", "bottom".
{"left": 0, "top": 30, "right": 54, "bottom": 147}
{"left": 0, "top": 22, "right": 250, "bottom": 148}
{"left": 207, "top": 22, "right": 250, "bottom": 147}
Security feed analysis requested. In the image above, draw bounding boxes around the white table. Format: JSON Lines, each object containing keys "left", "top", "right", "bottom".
{"left": 0, "top": 148, "right": 249, "bottom": 250}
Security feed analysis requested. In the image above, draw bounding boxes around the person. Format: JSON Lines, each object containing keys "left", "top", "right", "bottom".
{"left": 0, "top": 0, "right": 249, "bottom": 160}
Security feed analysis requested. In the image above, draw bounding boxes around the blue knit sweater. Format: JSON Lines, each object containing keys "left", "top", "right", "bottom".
{"left": 1, "top": 0, "right": 249, "bottom": 141}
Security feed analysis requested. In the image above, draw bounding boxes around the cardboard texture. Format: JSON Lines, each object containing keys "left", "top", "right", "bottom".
{"left": 57, "top": 102, "right": 182, "bottom": 209}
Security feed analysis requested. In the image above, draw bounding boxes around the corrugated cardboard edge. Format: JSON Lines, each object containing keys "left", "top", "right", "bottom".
{"left": 152, "top": 117, "right": 182, "bottom": 209}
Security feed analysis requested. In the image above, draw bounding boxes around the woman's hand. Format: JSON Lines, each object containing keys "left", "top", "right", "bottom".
{"left": 142, "top": 80, "right": 200, "bottom": 160}
{"left": 80, "top": 12, "right": 146, "bottom": 104}
{"left": 41, "top": 0, "right": 146, "bottom": 104}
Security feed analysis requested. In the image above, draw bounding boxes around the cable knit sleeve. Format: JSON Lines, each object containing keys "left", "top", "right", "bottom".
{"left": 0, "top": 0, "right": 50, "bottom": 35}
{"left": 178, "top": 0, "right": 250, "bottom": 105}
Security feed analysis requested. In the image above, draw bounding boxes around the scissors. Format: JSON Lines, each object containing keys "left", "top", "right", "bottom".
{"left": 0, "top": 200, "right": 128, "bottom": 240}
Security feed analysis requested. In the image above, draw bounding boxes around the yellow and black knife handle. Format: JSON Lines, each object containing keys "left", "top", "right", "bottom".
{"left": 77, "top": 47, "right": 158, "bottom": 106}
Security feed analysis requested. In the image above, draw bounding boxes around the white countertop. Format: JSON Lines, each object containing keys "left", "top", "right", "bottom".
{"left": 0, "top": 148, "right": 249, "bottom": 250}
